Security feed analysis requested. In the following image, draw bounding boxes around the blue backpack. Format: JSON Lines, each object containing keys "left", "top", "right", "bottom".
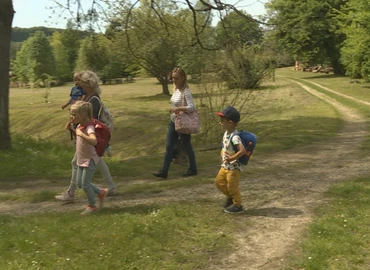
{"left": 230, "top": 131, "right": 257, "bottom": 165}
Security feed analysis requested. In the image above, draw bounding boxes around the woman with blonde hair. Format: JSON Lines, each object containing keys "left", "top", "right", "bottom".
{"left": 153, "top": 67, "right": 198, "bottom": 179}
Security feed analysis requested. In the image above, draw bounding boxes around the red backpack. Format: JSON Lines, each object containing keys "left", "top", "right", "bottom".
{"left": 79, "top": 119, "right": 111, "bottom": 156}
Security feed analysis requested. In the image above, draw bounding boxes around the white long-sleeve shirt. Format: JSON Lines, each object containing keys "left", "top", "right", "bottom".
{"left": 170, "top": 87, "right": 196, "bottom": 122}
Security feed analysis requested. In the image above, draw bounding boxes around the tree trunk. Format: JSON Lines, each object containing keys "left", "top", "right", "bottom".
{"left": 159, "top": 75, "right": 170, "bottom": 95}
{"left": 0, "top": 0, "right": 14, "bottom": 150}
{"left": 161, "top": 82, "right": 170, "bottom": 95}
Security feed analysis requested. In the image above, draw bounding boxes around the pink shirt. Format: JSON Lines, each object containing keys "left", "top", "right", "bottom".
{"left": 75, "top": 124, "right": 100, "bottom": 167}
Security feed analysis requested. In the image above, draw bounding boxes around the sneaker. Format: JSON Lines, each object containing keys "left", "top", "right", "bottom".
{"left": 98, "top": 188, "right": 108, "bottom": 208}
{"left": 55, "top": 191, "right": 74, "bottom": 202}
{"left": 224, "top": 205, "right": 244, "bottom": 214}
{"left": 80, "top": 205, "right": 98, "bottom": 215}
{"left": 105, "top": 145, "right": 113, "bottom": 157}
{"left": 107, "top": 188, "right": 118, "bottom": 196}
{"left": 224, "top": 197, "right": 233, "bottom": 209}
{"left": 153, "top": 170, "right": 168, "bottom": 179}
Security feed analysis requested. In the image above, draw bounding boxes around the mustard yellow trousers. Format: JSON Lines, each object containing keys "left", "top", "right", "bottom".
{"left": 215, "top": 167, "right": 242, "bottom": 206}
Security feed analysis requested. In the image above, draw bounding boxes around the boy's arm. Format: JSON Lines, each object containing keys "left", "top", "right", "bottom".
{"left": 225, "top": 143, "right": 246, "bottom": 163}
{"left": 81, "top": 95, "right": 87, "bottom": 101}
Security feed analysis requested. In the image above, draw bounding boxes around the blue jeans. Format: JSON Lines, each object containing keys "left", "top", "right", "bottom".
{"left": 76, "top": 159, "right": 102, "bottom": 207}
{"left": 161, "top": 121, "right": 197, "bottom": 173}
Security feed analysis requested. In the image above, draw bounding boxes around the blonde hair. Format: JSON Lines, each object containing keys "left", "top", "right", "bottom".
{"left": 73, "top": 72, "right": 81, "bottom": 80}
{"left": 70, "top": 101, "right": 93, "bottom": 122}
{"left": 80, "top": 70, "right": 102, "bottom": 94}
{"left": 172, "top": 67, "right": 188, "bottom": 91}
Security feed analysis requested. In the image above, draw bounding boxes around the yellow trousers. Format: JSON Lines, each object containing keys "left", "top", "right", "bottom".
{"left": 215, "top": 167, "right": 242, "bottom": 206}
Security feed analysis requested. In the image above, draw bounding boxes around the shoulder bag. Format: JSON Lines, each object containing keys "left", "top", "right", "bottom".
{"left": 174, "top": 92, "right": 200, "bottom": 134}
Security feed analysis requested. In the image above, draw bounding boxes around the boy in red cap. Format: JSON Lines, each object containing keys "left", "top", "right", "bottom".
{"left": 215, "top": 106, "right": 246, "bottom": 214}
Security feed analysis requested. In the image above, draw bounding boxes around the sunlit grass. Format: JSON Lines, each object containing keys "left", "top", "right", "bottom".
{"left": 284, "top": 177, "right": 370, "bottom": 270}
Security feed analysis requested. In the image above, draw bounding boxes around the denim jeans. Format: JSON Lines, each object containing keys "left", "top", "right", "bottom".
{"left": 76, "top": 159, "right": 102, "bottom": 207}
{"left": 161, "top": 120, "right": 197, "bottom": 173}
{"left": 68, "top": 152, "right": 116, "bottom": 196}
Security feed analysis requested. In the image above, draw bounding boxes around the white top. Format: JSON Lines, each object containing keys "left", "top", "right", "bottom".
{"left": 221, "top": 130, "right": 244, "bottom": 171}
{"left": 170, "top": 87, "right": 196, "bottom": 122}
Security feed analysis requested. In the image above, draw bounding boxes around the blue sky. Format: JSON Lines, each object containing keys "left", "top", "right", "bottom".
{"left": 12, "top": 0, "right": 267, "bottom": 29}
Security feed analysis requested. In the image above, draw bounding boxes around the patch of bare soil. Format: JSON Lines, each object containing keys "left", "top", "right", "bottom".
{"left": 1, "top": 80, "right": 370, "bottom": 269}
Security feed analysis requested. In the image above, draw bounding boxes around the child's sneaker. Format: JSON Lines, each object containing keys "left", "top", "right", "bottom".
{"left": 98, "top": 188, "right": 108, "bottom": 208}
{"left": 80, "top": 205, "right": 98, "bottom": 215}
{"left": 224, "top": 205, "right": 244, "bottom": 214}
{"left": 55, "top": 191, "right": 74, "bottom": 202}
{"left": 224, "top": 197, "right": 233, "bottom": 209}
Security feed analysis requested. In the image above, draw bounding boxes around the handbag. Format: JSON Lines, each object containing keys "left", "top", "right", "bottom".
{"left": 174, "top": 92, "right": 200, "bottom": 134}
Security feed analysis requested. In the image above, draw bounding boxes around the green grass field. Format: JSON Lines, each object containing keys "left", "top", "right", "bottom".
{"left": 2, "top": 68, "right": 370, "bottom": 269}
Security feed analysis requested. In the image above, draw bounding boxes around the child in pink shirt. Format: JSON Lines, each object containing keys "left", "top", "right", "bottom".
{"left": 68, "top": 101, "right": 108, "bottom": 215}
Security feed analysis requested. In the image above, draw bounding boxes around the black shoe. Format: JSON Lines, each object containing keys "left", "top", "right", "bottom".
{"left": 183, "top": 170, "right": 197, "bottom": 177}
{"left": 224, "top": 205, "right": 244, "bottom": 214}
{"left": 224, "top": 197, "right": 233, "bottom": 209}
{"left": 153, "top": 170, "right": 168, "bottom": 179}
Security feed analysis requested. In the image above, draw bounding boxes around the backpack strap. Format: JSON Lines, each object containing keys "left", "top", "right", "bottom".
{"left": 89, "top": 95, "right": 103, "bottom": 120}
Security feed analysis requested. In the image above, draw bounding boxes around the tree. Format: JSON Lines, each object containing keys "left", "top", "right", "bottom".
{"left": 110, "top": 2, "right": 183, "bottom": 95}
{"left": 50, "top": 31, "right": 72, "bottom": 82}
{"left": 336, "top": 0, "right": 370, "bottom": 80}
{"left": 59, "top": 21, "right": 85, "bottom": 72}
{"left": 0, "top": 0, "right": 14, "bottom": 149}
{"left": 266, "top": 0, "right": 346, "bottom": 75}
{"left": 75, "top": 34, "right": 126, "bottom": 80}
{"left": 215, "top": 11, "right": 263, "bottom": 48}
{"left": 13, "top": 31, "right": 56, "bottom": 85}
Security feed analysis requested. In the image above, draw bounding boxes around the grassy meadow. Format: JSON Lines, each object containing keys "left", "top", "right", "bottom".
{"left": 2, "top": 68, "right": 370, "bottom": 269}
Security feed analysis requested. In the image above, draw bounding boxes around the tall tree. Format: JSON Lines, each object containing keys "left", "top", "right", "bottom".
{"left": 75, "top": 34, "right": 126, "bottom": 80}
{"left": 336, "top": 0, "right": 370, "bottom": 80}
{"left": 266, "top": 0, "right": 346, "bottom": 74}
{"left": 0, "top": 0, "right": 14, "bottom": 149}
{"left": 13, "top": 31, "right": 56, "bottom": 85}
{"left": 59, "top": 21, "right": 84, "bottom": 72}
{"left": 215, "top": 11, "right": 263, "bottom": 48}
{"left": 50, "top": 31, "right": 72, "bottom": 82}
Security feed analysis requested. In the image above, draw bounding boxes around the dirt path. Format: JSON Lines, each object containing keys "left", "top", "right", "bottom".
{"left": 208, "top": 79, "right": 370, "bottom": 270}
{"left": 1, "top": 79, "right": 370, "bottom": 269}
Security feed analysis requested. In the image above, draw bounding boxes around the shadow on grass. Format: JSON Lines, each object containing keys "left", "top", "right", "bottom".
{"left": 245, "top": 207, "right": 303, "bottom": 218}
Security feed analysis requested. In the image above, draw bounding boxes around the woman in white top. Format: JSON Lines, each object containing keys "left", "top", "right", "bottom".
{"left": 153, "top": 67, "right": 198, "bottom": 179}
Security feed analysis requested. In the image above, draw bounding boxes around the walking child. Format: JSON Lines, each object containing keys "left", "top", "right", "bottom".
{"left": 61, "top": 72, "right": 87, "bottom": 110}
{"left": 215, "top": 106, "right": 246, "bottom": 214}
{"left": 68, "top": 100, "right": 108, "bottom": 215}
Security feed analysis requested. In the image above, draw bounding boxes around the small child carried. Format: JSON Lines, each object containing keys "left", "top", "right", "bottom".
{"left": 61, "top": 72, "right": 87, "bottom": 110}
